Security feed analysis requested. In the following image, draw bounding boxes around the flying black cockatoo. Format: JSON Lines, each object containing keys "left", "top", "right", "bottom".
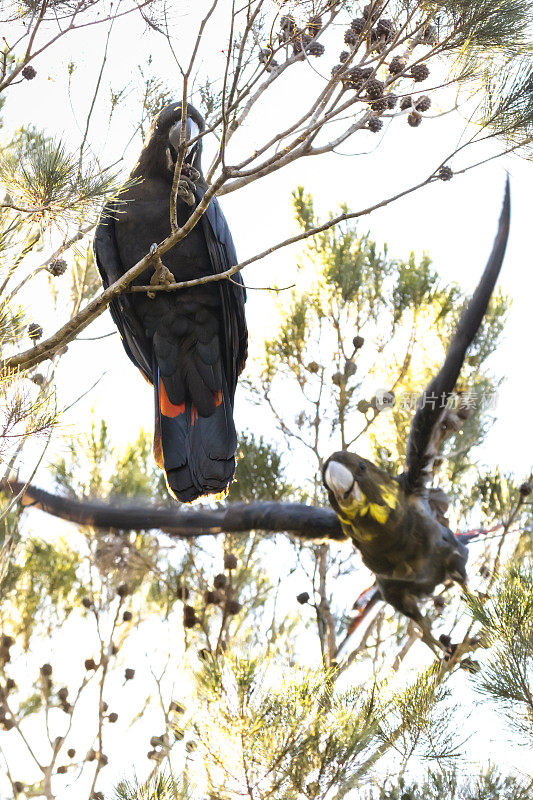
{"left": 323, "top": 180, "right": 510, "bottom": 655}
{"left": 94, "top": 102, "right": 247, "bottom": 502}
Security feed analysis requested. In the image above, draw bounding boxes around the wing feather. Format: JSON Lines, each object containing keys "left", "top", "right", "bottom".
{"left": 93, "top": 204, "right": 153, "bottom": 383}
{"left": 201, "top": 194, "right": 248, "bottom": 401}
{"left": 403, "top": 178, "right": 510, "bottom": 494}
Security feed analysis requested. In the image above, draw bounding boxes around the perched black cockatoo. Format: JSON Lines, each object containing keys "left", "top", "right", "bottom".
{"left": 323, "top": 180, "right": 510, "bottom": 655}
{"left": 94, "top": 102, "right": 247, "bottom": 502}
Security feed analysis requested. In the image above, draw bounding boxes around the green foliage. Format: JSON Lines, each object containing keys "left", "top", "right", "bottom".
{"left": 260, "top": 189, "right": 505, "bottom": 498}
{"left": 392, "top": 254, "right": 454, "bottom": 324}
{"left": 18, "top": 691, "right": 43, "bottom": 719}
{"left": 378, "top": 665, "right": 458, "bottom": 765}
{"left": 228, "top": 432, "right": 293, "bottom": 502}
{"left": 373, "top": 765, "right": 533, "bottom": 800}
{"left": 192, "top": 654, "right": 384, "bottom": 799}
{"left": 53, "top": 418, "right": 167, "bottom": 501}
{"left": 114, "top": 773, "right": 188, "bottom": 800}
{"left": 482, "top": 57, "right": 533, "bottom": 142}
{"left": 2, "top": 537, "right": 81, "bottom": 647}
{"left": 469, "top": 468, "right": 514, "bottom": 521}
{"left": 0, "top": 138, "right": 118, "bottom": 229}
{"left": 468, "top": 561, "right": 533, "bottom": 738}
{"left": 0, "top": 207, "right": 26, "bottom": 269}
{"left": 292, "top": 186, "right": 315, "bottom": 232}
{"left": 264, "top": 294, "right": 311, "bottom": 385}
{"left": 0, "top": 297, "right": 25, "bottom": 347}
{"left": 0, "top": 364, "right": 57, "bottom": 473}
{"left": 435, "top": 0, "right": 533, "bottom": 54}
{"left": 69, "top": 246, "right": 101, "bottom": 309}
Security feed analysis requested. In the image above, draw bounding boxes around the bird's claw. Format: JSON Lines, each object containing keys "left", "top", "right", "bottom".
{"left": 182, "top": 164, "right": 200, "bottom": 182}
{"left": 177, "top": 175, "right": 197, "bottom": 206}
{"left": 147, "top": 257, "right": 175, "bottom": 299}
{"left": 439, "top": 635, "right": 483, "bottom": 670}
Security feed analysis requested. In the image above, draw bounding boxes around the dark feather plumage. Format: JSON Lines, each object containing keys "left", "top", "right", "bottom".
{"left": 323, "top": 180, "right": 510, "bottom": 654}
{"left": 94, "top": 102, "right": 247, "bottom": 502}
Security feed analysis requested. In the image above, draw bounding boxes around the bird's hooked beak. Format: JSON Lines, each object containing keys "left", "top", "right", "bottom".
{"left": 324, "top": 461, "right": 362, "bottom": 504}
{"left": 169, "top": 116, "right": 200, "bottom": 163}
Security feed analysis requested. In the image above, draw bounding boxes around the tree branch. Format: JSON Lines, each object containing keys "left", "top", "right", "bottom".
{"left": 2, "top": 478, "right": 346, "bottom": 540}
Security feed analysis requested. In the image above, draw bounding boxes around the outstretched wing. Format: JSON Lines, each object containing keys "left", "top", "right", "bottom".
{"left": 402, "top": 178, "right": 510, "bottom": 494}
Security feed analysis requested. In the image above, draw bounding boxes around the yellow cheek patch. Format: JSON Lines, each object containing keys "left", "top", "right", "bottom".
{"left": 336, "top": 479, "right": 399, "bottom": 538}
{"left": 379, "top": 480, "right": 399, "bottom": 509}
{"left": 360, "top": 502, "right": 390, "bottom": 525}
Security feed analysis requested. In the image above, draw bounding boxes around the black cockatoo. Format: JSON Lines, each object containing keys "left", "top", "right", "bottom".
{"left": 323, "top": 180, "right": 510, "bottom": 655}
{"left": 94, "top": 102, "right": 247, "bottom": 502}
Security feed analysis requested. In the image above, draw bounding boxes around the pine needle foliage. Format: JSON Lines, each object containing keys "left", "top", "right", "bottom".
{"left": 482, "top": 56, "right": 533, "bottom": 143}
{"left": 0, "top": 364, "right": 57, "bottom": 469}
{"left": 5, "top": 537, "right": 81, "bottom": 648}
{"left": 228, "top": 433, "right": 293, "bottom": 502}
{"left": 0, "top": 138, "right": 118, "bottom": 229}
{"left": 191, "top": 654, "right": 385, "bottom": 799}
{"left": 468, "top": 561, "right": 533, "bottom": 739}
{"left": 372, "top": 765, "right": 533, "bottom": 800}
{"left": 0, "top": 297, "right": 25, "bottom": 346}
{"left": 377, "top": 665, "right": 460, "bottom": 765}
{"left": 434, "top": 0, "right": 533, "bottom": 54}
{"left": 114, "top": 773, "right": 189, "bottom": 800}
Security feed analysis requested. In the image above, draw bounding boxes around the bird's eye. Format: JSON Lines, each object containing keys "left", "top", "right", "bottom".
{"left": 358, "top": 462, "right": 366, "bottom": 472}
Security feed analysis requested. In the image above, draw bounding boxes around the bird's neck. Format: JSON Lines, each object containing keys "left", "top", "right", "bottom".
{"left": 130, "top": 131, "right": 172, "bottom": 182}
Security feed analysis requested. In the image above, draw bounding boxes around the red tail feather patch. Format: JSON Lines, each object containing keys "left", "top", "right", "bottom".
{"left": 159, "top": 379, "right": 185, "bottom": 418}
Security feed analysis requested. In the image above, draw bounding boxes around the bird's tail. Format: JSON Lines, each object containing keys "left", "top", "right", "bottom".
{"left": 153, "top": 368, "right": 237, "bottom": 503}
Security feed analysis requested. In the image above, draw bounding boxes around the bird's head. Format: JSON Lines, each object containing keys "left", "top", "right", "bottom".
{"left": 154, "top": 101, "right": 205, "bottom": 173}
{"left": 322, "top": 451, "right": 400, "bottom": 532}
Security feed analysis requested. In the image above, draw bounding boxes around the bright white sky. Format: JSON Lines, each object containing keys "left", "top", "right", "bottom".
{"left": 2, "top": 0, "right": 533, "bottom": 794}
{"left": 5, "top": 1, "right": 531, "bottom": 480}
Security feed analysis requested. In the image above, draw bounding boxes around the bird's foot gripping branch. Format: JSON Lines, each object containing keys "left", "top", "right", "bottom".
{"left": 176, "top": 165, "right": 200, "bottom": 207}
{"left": 147, "top": 246, "right": 175, "bottom": 299}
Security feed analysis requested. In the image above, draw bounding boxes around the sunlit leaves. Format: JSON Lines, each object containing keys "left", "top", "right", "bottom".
{"left": 0, "top": 364, "right": 57, "bottom": 470}
{"left": 379, "top": 664, "right": 459, "bottom": 763}
{"left": 377, "top": 766, "right": 533, "bottom": 800}
{"left": 261, "top": 187, "right": 505, "bottom": 498}
{"left": 192, "top": 655, "right": 383, "bottom": 799}
{"left": 467, "top": 562, "right": 533, "bottom": 738}
{"left": 52, "top": 419, "right": 165, "bottom": 500}
{"left": 392, "top": 254, "right": 439, "bottom": 324}
{"left": 0, "top": 297, "right": 25, "bottom": 347}
{"left": 228, "top": 433, "right": 292, "bottom": 502}
{"left": 0, "top": 138, "right": 118, "bottom": 230}
{"left": 114, "top": 772, "right": 188, "bottom": 800}
{"left": 481, "top": 56, "right": 533, "bottom": 144}
{"left": 4, "top": 537, "right": 81, "bottom": 647}
{"left": 434, "top": 0, "right": 533, "bottom": 54}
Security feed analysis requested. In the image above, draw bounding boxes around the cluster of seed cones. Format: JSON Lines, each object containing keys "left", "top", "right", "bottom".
{"left": 182, "top": 552, "right": 242, "bottom": 630}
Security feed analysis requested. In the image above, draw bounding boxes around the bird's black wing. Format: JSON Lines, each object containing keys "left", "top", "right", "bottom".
{"left": 402, "top": 178, "right": 510, "bottom": 495}
{"left": 201, "top": 191, "right": 248, "bottom": 399}
{"left": 93, "top": 203, "right": 153, "bottom": 383}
